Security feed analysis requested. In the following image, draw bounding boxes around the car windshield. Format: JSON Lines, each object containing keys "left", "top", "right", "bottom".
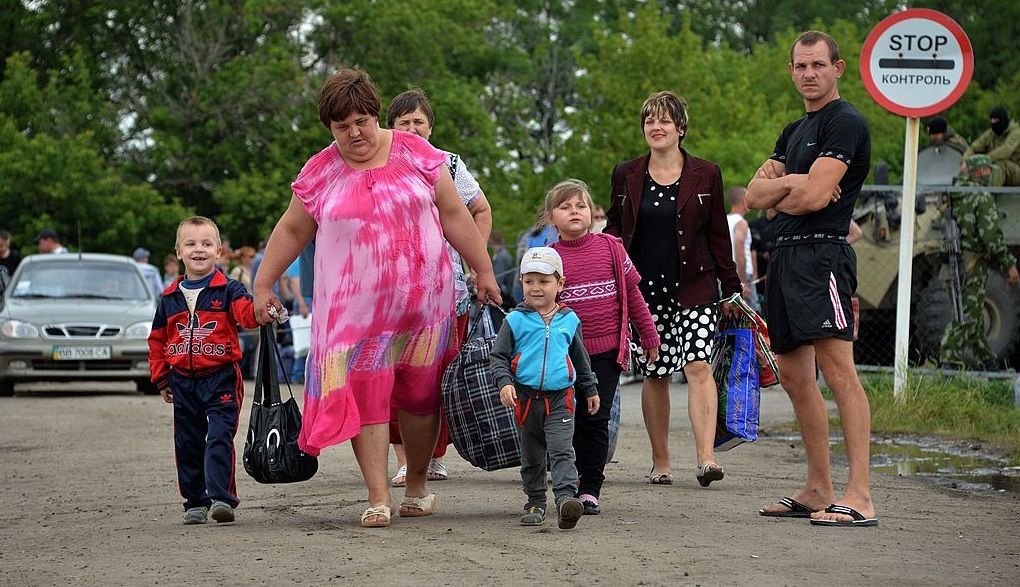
{"left": 10, "top": 260, "right": 151, "bottom": 301}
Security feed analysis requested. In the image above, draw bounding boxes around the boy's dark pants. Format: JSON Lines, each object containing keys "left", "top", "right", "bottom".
{"left": 169, "top": 364, "right": 244, "bottom": 510}
{"left": 517, "top": 387, "right": 578, "bottom": 508}
{"left": 574, "top": 351, "right": 621, "bottom": 498}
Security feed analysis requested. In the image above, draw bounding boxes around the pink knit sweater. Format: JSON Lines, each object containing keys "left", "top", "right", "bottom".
{"left": 553, "top": 232, "right": 660, "bottom": 369}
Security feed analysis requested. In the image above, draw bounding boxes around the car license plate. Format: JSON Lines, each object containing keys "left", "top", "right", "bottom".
{"left": 52, "top": 346, "right": 112, "bottom": 360}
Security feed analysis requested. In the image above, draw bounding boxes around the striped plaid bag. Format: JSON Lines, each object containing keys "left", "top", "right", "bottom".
{"left": 442, "top": 307, "right": 522, "bottom": 471}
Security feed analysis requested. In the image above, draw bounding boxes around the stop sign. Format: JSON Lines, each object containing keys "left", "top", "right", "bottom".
{"left": 860, "top": 8, "right": 973, "bottom": 117}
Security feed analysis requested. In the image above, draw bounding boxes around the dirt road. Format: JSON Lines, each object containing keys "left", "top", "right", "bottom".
{"left": 1, "top": 381, "right": 1017, "bottom": 586}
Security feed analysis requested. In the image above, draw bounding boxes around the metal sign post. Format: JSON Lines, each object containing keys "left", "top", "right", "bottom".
{"left": 861, "top": 8, "right": 973, "bottom": 399}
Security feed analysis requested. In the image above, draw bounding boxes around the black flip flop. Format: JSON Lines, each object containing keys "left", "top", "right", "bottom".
{"left": 759, "top": 496, "right": 818, "bottom": 518}
{"left": 809, "top": 504, "right": 879, "bottom": 527}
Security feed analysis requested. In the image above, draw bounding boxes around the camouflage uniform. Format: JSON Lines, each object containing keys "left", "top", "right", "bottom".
{"left": 963, "top": 120, "right": 1020, "bottom": 186}
{"left": 940, "top": 154, "right": 1018, "bottom": 367}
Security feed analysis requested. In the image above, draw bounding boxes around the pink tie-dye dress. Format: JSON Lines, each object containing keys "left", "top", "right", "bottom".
{"left": 291, "top": 131, "right": 456, "bottom": 456}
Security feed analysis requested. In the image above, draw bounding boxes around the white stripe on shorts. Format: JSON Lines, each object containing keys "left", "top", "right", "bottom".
{"left": 828, "top": 271, "right": 847, "bottom": 330}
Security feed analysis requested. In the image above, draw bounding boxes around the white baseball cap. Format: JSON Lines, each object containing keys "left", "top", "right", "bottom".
{"left": 520, "top": 246, "right": 563, "bottom": 277}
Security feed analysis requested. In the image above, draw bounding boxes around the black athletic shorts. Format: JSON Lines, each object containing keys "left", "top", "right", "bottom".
{"left": 764, "top": 235, "right": 857, "bottom": 354}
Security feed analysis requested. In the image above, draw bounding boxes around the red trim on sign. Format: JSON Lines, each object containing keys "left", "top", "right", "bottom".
{"left": 860, "top": 8, "right": 973, "bottom": 118}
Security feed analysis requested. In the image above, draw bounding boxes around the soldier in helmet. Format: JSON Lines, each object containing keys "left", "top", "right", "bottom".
{"left": 940, "top": 154, "right": 1020, "bottom": 369}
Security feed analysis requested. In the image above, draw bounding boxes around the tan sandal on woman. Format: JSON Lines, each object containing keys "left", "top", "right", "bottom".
{"left": 398, "top": 493, "right": 437, "bottom": 517}
{"left": 360, "top": 504, "right": 392, "bottom": 528}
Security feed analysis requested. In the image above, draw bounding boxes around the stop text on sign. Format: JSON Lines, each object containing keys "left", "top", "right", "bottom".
{"left": 888, "top": 34, "right": 947, "bottom": 52}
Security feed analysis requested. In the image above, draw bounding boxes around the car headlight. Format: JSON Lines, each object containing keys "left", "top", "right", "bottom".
{"left": 1, "top": 320, "right": 40, "bottom": 338}
{"left": 124, "top": 321, "right": 152, "bottom": 339}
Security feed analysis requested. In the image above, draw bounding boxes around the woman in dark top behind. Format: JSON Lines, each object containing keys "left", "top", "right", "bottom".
{"left": 605, "top": 91, "right": 741, "bottom": 488}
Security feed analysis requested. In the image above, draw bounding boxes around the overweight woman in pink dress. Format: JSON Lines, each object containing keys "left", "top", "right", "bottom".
{"left": 253, "top": 69, "right": 502, "bottom": 528}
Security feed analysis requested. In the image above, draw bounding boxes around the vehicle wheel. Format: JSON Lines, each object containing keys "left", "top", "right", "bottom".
{"left": 982, "top": 271, "right": 1020, "bottom": 361}
{"left": 912, "top": 279, "right": 953, "bottom": 364}
{"left": 136, "top": 379, "right": 160, "bottom": 396}
{"left": 0, "top": 379, "right": 14, "bottom": 397}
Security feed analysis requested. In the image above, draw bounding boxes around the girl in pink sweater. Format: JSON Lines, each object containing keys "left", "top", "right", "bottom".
{"left": 547, "top": 179, "right": 661, "bottom": 514}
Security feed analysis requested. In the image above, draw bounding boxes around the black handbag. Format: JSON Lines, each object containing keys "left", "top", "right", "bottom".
{"left": 242, "top": 324, "right": 318, "bottom": 483}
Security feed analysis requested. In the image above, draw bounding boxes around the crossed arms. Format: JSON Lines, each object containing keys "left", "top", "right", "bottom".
{"left": 745, "top": 157, "right": 847, "bottom": 214}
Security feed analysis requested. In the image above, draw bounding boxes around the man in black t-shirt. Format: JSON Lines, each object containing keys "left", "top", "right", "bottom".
{"left": 746, "top": 31, "right": 877, "bottom": 527}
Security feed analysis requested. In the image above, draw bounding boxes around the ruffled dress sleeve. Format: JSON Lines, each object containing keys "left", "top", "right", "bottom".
{"left": 291, "top": 143, "right": 341, "bottom": 222}
{"left": 395, "top": 130, "right": 446, "bottom": 191}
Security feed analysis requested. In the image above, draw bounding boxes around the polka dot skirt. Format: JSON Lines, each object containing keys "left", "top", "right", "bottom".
{"left": 630, "top": 285, "right": 719, "bottom": 378}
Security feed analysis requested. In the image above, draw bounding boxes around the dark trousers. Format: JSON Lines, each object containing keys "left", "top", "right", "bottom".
{"left": 574, "top": 351, "right": 621, "bottom": 498}
{"left": 169, "top": 364, "right": 244, "bottom": 510}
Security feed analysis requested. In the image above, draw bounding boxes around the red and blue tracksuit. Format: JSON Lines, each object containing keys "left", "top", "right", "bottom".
{"left": 148, "top": 269, "right": 259, "bottom": 510}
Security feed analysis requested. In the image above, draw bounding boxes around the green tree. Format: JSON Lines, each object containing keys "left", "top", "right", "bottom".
{"left": 0, "top": 52, "right": 188, "bottom": 257}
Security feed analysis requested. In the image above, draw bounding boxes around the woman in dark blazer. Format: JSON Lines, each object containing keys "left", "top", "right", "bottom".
{"left": 605, "top": 91, "right": 741, "bottom": 487}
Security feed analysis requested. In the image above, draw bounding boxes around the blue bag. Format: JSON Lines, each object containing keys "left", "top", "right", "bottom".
{"left": 711, "top": 323, "right": 761, "bottom": 451}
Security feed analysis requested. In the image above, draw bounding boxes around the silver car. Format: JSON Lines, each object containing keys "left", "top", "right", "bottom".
{"left": 0, "top": 253, "right": 158, "bottom": 395}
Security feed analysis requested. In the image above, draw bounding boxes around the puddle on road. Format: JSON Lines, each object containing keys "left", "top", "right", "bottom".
{"left": 765, "top": 435, "right": 1020, "bottom": 494}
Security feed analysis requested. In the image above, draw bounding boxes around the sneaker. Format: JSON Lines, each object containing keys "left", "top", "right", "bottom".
{"left": 427, "top": 459, "right": 448, "bottom": 481}
{"left": 183, "top": 507, "right": 208, "bottom": 525}
{"left": 519, "top": 504, "right": 546, "bottom": 526}
{"left": 209, "top": 501, "right": 235, "bottom": 523}
{"left": 557, "top": 498, "right": 584, "bottom": 530}
{"left": 579, "top": 494, "right": 601, "bottom": 515}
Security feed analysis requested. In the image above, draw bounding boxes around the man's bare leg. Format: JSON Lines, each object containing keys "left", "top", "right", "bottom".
{"left": 760, "top": 344, "right": 835, "bottom": 514}
{"left": 811, "top": 338, "right": 876, "bottom": 521}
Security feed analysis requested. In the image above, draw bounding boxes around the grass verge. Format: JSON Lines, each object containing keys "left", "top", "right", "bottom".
{"left": 857, "top": 373, "right": 1020, "bottom": 465}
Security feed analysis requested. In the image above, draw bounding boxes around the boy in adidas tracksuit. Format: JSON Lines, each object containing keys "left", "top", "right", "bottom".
{"left": 148, "top": 216, "right": 259, "bottom": 525}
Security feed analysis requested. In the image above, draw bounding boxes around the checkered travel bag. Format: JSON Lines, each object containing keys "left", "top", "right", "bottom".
{"left": 442, "top": 306, "right": 522, "bottom": 471}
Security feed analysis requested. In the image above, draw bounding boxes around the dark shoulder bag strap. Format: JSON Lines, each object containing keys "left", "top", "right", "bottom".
{"left": 254, "top": 324, "right": 296, "bottom": 405}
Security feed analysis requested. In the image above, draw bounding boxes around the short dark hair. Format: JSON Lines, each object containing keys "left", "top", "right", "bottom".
{"left": 386, "top": 88, "right": 435, "bottom": 128}
{"left": 0, "top": 229, "right": 10, "bottom": 240}
{"left": 640, "top": 91, "right": 689, "bottom": 143}
{"left": 318, "top": 68, "right": 381, "bottom": 129}
{"left": 791, "top": 30, "right": 840, "bottom": 64}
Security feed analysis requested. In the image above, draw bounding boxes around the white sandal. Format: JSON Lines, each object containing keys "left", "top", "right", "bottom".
{"left": 427, "top": 459, "right": 448, "bottom": 481}
{"left": 390, "top": 464, "right": 407, "bottom": 487}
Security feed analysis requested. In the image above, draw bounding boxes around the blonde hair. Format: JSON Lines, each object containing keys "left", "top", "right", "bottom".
{"left": 640, "top": 91, "right": 689, "bottom": 143}
{"left": 174, "top": 216, "right": 222, "bottom": 249}
{"left": 540, "top": 178, "right": 595, "bottom": 230}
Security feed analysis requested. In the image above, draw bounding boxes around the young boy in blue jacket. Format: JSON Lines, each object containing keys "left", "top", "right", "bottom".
{"left": 490, "top": 247, "right": 599, "bottom": 529}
